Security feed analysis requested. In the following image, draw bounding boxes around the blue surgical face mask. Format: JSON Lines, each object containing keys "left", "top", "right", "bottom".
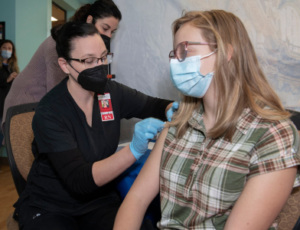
{"left": 1, "top": 50, "right": 12, "bottom": 59}
{"left": 170, "top": 51, "right": 216, "bottom": 98}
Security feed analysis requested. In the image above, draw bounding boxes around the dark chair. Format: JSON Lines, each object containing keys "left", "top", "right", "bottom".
{"left": 4, "top": 102, "right": 38, "bottom": 230}
{"left": 277, "top": 186, "right": 300, "bottom": 230}
{"left": 277, "top": 109, "right": 300, "bottom": 230}
{"left": 290, "top": 110, "right": 300, "bottom": 130}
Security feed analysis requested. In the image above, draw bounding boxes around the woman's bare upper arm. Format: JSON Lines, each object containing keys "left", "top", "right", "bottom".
{"left": 127, "top": 127, "right": 169, "bottom": 206}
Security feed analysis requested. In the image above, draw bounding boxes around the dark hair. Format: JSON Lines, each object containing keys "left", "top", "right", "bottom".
{"left": 70, "top": 0, "right": 122, "bottom": 23}
{"left": 52, "top": 22, "right": 99, "bottom": 59}
{"left": 0, "top": 39, "right": 19, "bottom": 73}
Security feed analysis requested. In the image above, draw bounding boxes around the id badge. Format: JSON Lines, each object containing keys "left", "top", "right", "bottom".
{"left": 98, "top": 93, "right": 114, "bottom": 121}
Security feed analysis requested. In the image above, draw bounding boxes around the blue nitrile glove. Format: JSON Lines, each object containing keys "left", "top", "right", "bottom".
{"left": 130, "top": 118, "right": 165, "bottom": 160}
{"left": 166, "top": 101, "right": 179, "bottom": 122}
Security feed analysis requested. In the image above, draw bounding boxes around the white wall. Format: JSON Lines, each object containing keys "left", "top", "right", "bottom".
{"left": 112, "top": 0, "right": 300, "bottom": 141}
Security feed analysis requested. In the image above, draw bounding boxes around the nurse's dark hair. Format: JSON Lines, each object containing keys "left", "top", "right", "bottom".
{"left": 69, "top": 0, "right": 122, "bottom": 23}
{"left": 51, "top": 22, "right": 99, "bottom": 59}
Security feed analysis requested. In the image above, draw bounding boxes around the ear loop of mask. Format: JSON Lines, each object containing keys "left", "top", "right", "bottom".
{"left": 199, "top": 49, "right": 217, "bottom": 60}
{"left": 67, "top": 61, "right": 80, "bottom": 82}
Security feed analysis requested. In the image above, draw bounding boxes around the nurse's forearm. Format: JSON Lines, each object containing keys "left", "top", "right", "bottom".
{"left": 92, "top": 145, "right": 136, "bottom": 186}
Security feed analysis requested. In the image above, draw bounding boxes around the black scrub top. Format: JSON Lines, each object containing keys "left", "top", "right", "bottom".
{"left": 16, "top": 77, "right": 171, "bottom": 215}
{"left": 0, "top": 64, "right": 13, "bottom": 118}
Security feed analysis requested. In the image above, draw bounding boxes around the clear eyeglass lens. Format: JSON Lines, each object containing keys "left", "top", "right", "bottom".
{"left": 83, "top": 54, "right": 113, "bottom": 68}
{"left": 176, "top": 43, "right": 186, "bottom": 61}
{"left": 99, "top": 56, "right": 107, "bottom": 65}
{"left": 84, "top": 57, "right": 98, "bottom": 68}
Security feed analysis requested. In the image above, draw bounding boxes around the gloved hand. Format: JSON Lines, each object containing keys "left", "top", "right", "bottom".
{"left": 130, "top": 118, "right": 165, "bottom": 160}
{"left": 166, "top": 101, "right": 179, "bottom": 122}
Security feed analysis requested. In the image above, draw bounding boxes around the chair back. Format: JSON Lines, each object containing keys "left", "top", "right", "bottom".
{"left": 5, "top": 102, "right": 38, "bottom": 196}
{"left": 289, "top": 109, "right": 300, "bottom": 130}
{"left": 277, "top": 186, "right": 300, "bottom": 230}
{"left": 277, "top": 109, "right": 300, "bottom": 230}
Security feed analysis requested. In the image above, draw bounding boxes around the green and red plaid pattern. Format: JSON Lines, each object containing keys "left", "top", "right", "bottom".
{"left": 159, "top": 107, "right": 300, "bottom": 230}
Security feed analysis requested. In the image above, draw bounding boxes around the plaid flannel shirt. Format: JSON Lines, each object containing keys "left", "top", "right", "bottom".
{"left": 159, "top": 107, "right": 300, "bottom": 230}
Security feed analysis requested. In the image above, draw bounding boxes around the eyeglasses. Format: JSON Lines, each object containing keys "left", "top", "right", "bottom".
{"left": 169, "top": 41, "right": 216, "bottom": 62}
{"left": 68, "top": 52, "right": 113, "bottom": 68}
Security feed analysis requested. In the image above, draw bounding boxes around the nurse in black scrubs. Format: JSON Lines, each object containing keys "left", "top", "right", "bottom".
{"left": 14, "top": 22, "right": 172, "bottom": 230}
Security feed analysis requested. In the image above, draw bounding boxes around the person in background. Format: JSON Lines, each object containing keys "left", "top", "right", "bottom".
{"left": 114, "top": 10, "right": 300, "bottom": 230}
{"left": 13, "top": 21, "right": 171, "bottom": 230}
{"left": 2, "top": 0, "right": 120, "bottom": 131}
{"left": 0, "top": 39, "right": 19, "bottom": 144}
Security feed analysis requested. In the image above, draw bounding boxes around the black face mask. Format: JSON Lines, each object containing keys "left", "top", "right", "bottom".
{"left": 100, "top": 34, "right": 111, "bottom": 52}
{"left": 77, "top": 65, "right": 108, "bottom": 94}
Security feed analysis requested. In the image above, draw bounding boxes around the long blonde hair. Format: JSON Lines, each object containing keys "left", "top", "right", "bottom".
{"left": 0, "top": 40, "right": 19, "bottom": 73}
{"left": 169, "top": 10, "right": 289, "bottom": 140}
